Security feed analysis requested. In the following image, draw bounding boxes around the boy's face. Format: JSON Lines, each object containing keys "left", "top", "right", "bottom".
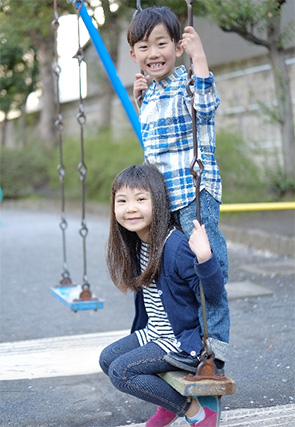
{"left": 130, "top": 23, "right": 183, "bottom": 82}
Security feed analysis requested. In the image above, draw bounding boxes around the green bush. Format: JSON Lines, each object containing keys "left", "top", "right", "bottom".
{"left": 267, "top": 169, "right": 295, "bottom": 199}
{"left": 48, "top": 131, "right": 144, "bottom": 203}
{"left": 2, "top": 129, "right": 291, "bottom": 204}
{"left": 215, "top": 131, "right": 267, "bottom": 203}
{"left": 0, "top": 142, "right": 51, "bottom": 199}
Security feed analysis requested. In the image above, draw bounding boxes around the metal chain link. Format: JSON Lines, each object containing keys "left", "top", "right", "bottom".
{"left": 52, "top": 0, "right": 72, "bottom": 286}
{"left": 74, "top": 2, "right": 92, "bottom": 300}
{"left": 133, "top": 0, "right": 145, "bottom": 108}
{"left": 185, "top": 0, "right": 211, "bottom": 357}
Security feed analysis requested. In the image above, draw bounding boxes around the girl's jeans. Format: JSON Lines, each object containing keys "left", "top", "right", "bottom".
{"left": 173, "top": 189, "right": 230, "bottom": 362}
{"left": 99, "top": 332, "right": 191, "bottom": 415}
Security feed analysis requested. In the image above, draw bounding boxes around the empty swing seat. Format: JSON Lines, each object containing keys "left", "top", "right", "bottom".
{"left": 50, "top": 285, "right": 104, "bottom": 312}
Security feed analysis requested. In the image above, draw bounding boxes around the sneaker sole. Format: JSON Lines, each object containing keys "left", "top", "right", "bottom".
{"left": 164, "top": 355, "right": 197, "bottom": 373}
{"left": 164, "top": 355, "right": 226, "bottom": 376}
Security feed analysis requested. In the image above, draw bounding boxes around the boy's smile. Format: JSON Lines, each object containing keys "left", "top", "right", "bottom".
{"left": 130, "top": 23, "right": 183, "bottom": 82}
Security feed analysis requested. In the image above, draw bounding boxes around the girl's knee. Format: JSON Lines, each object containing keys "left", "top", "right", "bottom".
{"left": 99, "top": 347, "right": 113, "bottom": 375}
{"left": 108, "top": 359, "right": 127, "bottom": 391}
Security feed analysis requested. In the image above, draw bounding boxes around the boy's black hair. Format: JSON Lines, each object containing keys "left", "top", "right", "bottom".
{"left": 127, "top": 6, "right": 181, "bottom": 47}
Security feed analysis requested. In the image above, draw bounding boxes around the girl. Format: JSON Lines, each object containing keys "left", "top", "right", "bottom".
{"left": 99, "top": 163, "right": 225, "bottom": 427}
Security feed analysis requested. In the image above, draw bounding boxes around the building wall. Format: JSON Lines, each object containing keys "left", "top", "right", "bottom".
{"left": 213, "top": 54, "right": 295, "bottom": 168}
{"left": 2, "top": 0, "right": 294, "bottom": 170}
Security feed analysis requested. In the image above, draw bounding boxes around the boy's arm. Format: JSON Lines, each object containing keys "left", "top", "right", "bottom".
{"left": 181, "top": 26, "right": 219, "bottom": 118}
{"left": 181, "top": 26, "right": 209, "bottom": 78}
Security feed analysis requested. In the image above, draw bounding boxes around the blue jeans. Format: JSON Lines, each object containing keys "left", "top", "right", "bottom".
{"left": 99, "top": 333, "right": 190, "bottom": 415}
{"left": 173, "top": 190, "right": 230, "bottom": 361}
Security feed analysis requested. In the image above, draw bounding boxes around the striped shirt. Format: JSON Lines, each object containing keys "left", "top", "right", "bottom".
{"left": 135, "top": 240, "right": 179, "bottom": 354}
{"left": 140, "top": 65, "right": 222, "bottom": 211}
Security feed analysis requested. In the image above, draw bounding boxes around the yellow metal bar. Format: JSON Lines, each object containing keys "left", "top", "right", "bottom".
{"left": 220, "top": 202, "right": 295, "bottom": 212}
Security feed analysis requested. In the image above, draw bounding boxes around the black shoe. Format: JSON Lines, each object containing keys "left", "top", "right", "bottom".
{"left": 164, "top": 350, "right": 201, "bottom": 373}
{"left": 164, "top": 350, "right": 225, "bottom": 375}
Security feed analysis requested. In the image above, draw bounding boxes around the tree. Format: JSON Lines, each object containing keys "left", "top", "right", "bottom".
{"left": 0, "top": 0, "right": 72, "bottom": 148}
{"left": 199, "top": 0, "right": 294, "bottom": 180}
{"left": 0, "top": 37, "right": 38, "bottom": 146}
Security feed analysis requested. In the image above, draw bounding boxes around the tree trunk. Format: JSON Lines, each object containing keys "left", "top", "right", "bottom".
{"left": 269, "top": 47, "right": 294, "bottom": 178}
{"left": 37, "top": 36, "right": 57, "bottom": 149}
{"left": 267, "top": 8, "right": 295, "bottom": 180}
{"left": 1, "top": 115, "right": 8, "bottom": 147}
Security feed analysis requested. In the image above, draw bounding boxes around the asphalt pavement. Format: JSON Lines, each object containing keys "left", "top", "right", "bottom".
{"left": 0, "top": 200, "right": 294, "bottom": 426}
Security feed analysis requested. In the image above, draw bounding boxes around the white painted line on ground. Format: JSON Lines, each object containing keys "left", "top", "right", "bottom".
{"left": 0, "top": 280, "right": 272, "bottom": 382}
{"left": 0, "top": 330, "right": 129, "bottom": 381}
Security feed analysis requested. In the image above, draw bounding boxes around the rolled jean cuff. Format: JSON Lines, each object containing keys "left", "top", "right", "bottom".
{"left": 208, "top": 338, "right": 230, "bottom": 362}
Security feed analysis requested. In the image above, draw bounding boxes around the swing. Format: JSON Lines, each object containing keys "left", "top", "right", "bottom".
{"left": 152, "top": 1, "right": 235, "bottom": 424}
{"left": 49, "top": 0, "right": 103, "bottom": 312}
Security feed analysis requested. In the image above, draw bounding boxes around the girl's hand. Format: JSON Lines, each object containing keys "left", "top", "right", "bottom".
{"left": 189, "top": 219, "right": 212, "bottom": 263}
{"left": 133, "top": 73, "right": 150, "bottom": 104}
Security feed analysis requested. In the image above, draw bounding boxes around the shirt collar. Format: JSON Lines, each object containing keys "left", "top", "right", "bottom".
{"left": 151, "top": 65, "right": 186, "bottom": 92}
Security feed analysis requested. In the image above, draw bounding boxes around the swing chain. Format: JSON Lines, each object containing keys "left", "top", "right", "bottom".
{"left": 74, "top": 1, "right": 94, "bottom": 300}
{"left": 132, "top": 0, "right": 145, "bottom": 108}
{"left": 133, "top": 0, "right": 142, "bottom": 17}
{"left": 52, "top": 0, "right": 72, "bottom": 286}
{"left": 185, "top": 0, "right": 204, "bottom": 220}
{"left": 185, "top": 0, "right": 216, "bottom": 376}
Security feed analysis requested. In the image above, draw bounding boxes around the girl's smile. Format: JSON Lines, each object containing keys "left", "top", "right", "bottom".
{"left": 115, "top": 186, "right": 153, "bottom": 242}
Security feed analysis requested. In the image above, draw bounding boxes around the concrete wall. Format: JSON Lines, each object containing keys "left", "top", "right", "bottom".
{"left": 2, "top": 0, "right": 294, "bottom": 170}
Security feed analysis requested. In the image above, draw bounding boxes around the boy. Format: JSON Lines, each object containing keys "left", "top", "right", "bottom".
{"left": 127, "top": 7, "right": 230, "bottom": 425}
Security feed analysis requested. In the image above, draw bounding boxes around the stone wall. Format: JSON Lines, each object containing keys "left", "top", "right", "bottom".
{"left": 2, "top": 53, "right": 294, "bottom": 174}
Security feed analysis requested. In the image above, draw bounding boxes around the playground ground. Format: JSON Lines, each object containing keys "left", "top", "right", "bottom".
{"left": 0, "top": 200, "right": 294, "bottom": 426}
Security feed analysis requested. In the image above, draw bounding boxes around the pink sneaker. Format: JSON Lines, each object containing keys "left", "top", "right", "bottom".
{"left": 146, "top": 406, "right": 178, "bottom": 427}
{"left": 185, "top": 407, "right": 218, "bottom": 426}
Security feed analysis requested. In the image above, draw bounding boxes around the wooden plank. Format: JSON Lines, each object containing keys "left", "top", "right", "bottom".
{"left": 159, "top": 371, "right": 236, "bottom": 397}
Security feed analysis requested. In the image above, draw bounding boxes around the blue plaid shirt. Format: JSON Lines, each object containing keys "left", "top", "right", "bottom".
{"left": 140, "top": 65, "right": 221, "bottom": 211}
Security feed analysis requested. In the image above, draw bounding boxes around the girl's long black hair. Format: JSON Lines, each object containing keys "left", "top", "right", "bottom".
{"left": 107, "top": 163, "right": 174, "bottom": 292}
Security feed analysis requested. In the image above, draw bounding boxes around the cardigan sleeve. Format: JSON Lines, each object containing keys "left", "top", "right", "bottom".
{"left": 193, "top": 253, "right": 224, "bottom": 304}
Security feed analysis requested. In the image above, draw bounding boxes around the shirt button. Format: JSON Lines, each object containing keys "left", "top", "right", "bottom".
{"left": 158, "top": 290, "right": 163, "bottom": 296}
{"left": 190, "top": 350, "right": 196, "bottom": 357}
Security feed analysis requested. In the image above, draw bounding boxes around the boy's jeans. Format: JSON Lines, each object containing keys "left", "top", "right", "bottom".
{"left": 173, "top": 189, "right": 230, "bottom": 362}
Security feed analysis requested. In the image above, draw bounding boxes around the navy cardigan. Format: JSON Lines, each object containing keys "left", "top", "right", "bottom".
{"left": 131, "top": 229, "right": 224, "bottom": 355}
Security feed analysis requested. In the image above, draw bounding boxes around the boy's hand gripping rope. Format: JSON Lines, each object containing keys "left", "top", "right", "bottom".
{"left": 185, "top": 0, "right": 221, "bottom": 381}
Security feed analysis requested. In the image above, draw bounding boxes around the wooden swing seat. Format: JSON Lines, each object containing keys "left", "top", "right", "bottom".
{"left": 159, "top": 371, "right": 236, "bottom": 426}
{"left": 159, "top": 370, "right": 236, "bottom": 397}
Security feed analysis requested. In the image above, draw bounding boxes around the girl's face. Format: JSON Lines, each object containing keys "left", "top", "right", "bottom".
{"left": 130, "top": 23, "right": 182, "bottom": 82}
{"left": 114, "top": 186, "right": 153, "bottom": 242}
